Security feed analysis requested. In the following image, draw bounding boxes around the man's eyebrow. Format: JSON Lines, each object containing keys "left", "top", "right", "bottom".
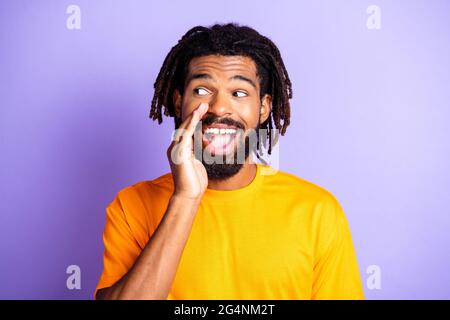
{"left": 230, "top": 75, "right": 257, "bottom": 89}
{"left": 186, "top": 73, "right": 257, "bottom": 89}
{"left": 186, "top": 73, "right": 213, "bottom": 84}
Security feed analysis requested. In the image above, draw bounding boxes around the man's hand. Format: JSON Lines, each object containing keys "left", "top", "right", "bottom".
{"left": 97, "top": 103, "right": 210, "bottom": 300}
{"left": 167, "top": 102, "right": 209, "bottom": 201}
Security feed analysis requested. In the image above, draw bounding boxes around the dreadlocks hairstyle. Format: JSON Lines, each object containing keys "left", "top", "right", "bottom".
{"left": 149, "top": 22, "right": 293, "bottom": 156}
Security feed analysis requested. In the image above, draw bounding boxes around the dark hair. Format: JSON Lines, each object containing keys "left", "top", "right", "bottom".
{"left": 149, "top": 22, "right": 293, "bottom": 155}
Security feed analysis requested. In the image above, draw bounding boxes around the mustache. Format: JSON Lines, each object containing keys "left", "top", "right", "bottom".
{"left": 201, "top": 114, "right": 245, "bottom": 130}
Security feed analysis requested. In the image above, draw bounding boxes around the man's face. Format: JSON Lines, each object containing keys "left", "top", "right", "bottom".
{"left": 173, "top": 55, "right": 271, "bottom": 179}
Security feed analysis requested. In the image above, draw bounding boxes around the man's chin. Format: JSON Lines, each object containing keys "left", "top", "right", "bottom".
{"left": 202, "top": 161, "right": 244, "bottom": 180}
{"left": 200, "top": 148, "right": 249, "bottom": 180}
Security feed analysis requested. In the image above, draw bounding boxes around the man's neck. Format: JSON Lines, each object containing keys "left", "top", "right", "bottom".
{"left": 207, "top": 160, "right": 257, "bottom": 191}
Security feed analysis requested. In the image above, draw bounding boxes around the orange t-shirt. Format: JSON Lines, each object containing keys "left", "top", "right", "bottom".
{"left": 95, "top": 164, "right": 364, "bottom": 299}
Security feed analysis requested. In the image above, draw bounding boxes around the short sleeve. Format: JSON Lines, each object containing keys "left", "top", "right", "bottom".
{"left": 311, "top": 200, "right": 364, "bottom": 300}
{"left": 94, "top": 195, "right": 142, "bottom": 299}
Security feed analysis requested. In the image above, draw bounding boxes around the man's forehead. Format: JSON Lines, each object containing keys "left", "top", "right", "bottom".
{"left": 187, "top": 55, "right": 258, "bottom": 78}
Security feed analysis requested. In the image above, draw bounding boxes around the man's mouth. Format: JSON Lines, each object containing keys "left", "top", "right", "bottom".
{"left": 201, "top": 124, "right": 241, "bottom": 156}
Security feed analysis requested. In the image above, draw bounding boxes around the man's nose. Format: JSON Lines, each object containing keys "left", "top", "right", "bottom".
{"left": 207, "top": 92, "right": 232, "bottom": 117}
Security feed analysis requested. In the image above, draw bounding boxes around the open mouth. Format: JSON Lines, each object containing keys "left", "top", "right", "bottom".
{"left": 202, "top": 124, "right": 242, "bottom": 156}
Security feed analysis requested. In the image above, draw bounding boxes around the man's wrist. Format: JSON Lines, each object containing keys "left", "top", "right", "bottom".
{"left": 170, "top": 193, "right": 203, "bottom": 208}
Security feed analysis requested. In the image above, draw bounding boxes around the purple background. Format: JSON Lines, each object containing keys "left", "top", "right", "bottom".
{"left": 1, "top": 0, "right": 449, "bottom": 299}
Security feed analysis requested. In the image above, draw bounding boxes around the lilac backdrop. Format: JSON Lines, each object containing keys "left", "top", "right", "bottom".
{"left": 1, "top": 0, "right": 449, "bottom": 299}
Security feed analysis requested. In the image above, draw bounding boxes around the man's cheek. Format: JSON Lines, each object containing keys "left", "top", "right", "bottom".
{"left": 181, "top": 104, "right": 196, "bottom": 120}
{"left": 237, "top": 103, "right": 259, "bottom": 123}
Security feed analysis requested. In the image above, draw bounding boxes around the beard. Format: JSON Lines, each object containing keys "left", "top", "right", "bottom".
{"left": 202, "top": 133, "right": 253, "bottom": 180}
{"left": 193, "top": 116, "right": 260, "bottom": 181}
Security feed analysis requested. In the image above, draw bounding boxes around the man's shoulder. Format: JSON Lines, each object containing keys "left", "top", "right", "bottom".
{"left": 263, "top": 166, "right": 339, "bottom": 205}
{"left": 114, "top": 171, "right": 174, "bottom": 204}
{"left": 103, "top": 172, "right": 174, "bottom": 247}
{"left": 265, "top": 167, "right": 347, "bottom": 230}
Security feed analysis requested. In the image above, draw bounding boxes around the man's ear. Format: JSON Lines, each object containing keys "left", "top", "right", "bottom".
{"left": 259, "top": 94, "right": 272, "bottom": 124}
{"left": 173, "top": 89, "right": 182, "bottom": 118}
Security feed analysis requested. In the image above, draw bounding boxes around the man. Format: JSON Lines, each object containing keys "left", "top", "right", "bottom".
{"left": 95, "top": 23, "right": 364, "bottom": 300}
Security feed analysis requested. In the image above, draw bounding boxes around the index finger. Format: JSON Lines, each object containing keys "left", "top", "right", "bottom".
{"left": 186, "top": 102, "right": 208, "bottom": 132}
{"left": 171, "top": 102, "right": 208, "bottom": 143}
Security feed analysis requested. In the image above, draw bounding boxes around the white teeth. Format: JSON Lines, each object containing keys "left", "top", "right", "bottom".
{"left": 204, "top": 127, "right": 237, "bottom": 135}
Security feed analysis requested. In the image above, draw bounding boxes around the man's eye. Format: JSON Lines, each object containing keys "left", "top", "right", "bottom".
{"left": 233, "top": 91, "right": 248, "bottom": 98}
{"left": 193, "top": 88, "right": 209, "bottom": 96}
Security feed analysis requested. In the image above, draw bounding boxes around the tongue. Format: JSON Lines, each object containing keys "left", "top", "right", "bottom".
{"left": 209, "top": 134, "right": 233, "bottom": 149}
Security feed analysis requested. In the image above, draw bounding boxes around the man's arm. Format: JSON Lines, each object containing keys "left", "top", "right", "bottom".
{"left": 96, "top": 195, "right": 200, "bottom": 300}
{"left": 96, "top": 102, "right": 209, "bottom": 300}
{"left": 311, "top": 200, "right": 364, "bottom": 300}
